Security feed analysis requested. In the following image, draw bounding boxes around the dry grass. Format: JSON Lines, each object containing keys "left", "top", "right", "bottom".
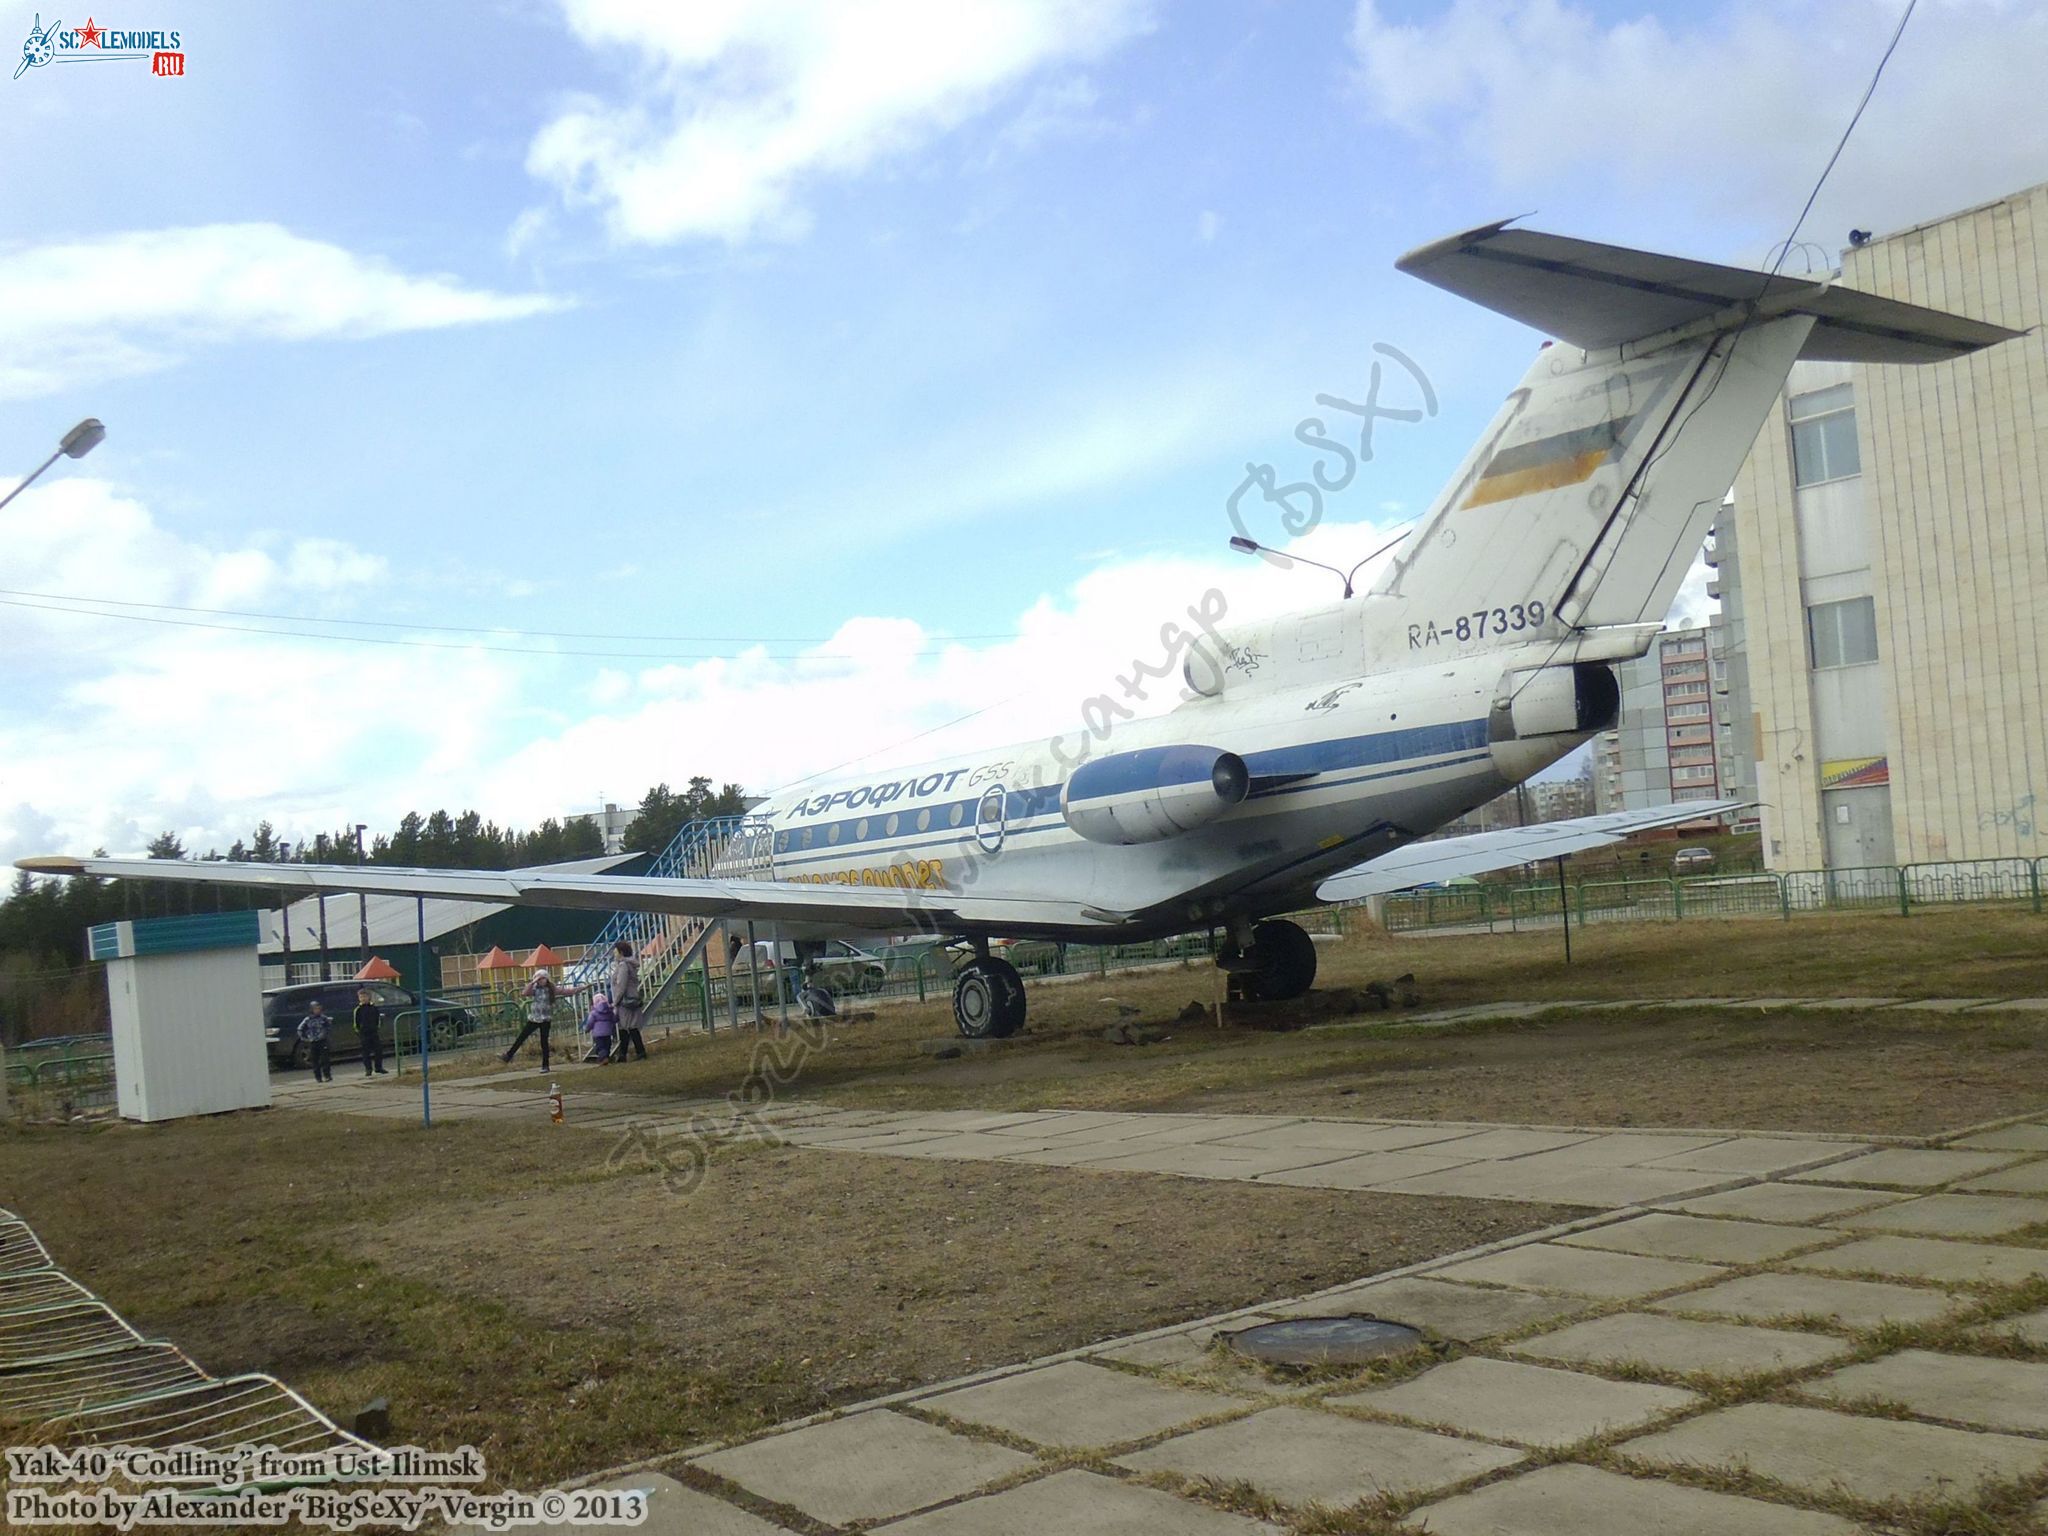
{"left": 568, "top": 908, "right": 2048, "bottom": 1135}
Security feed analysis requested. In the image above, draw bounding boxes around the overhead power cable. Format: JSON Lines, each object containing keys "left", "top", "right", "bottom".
{"left": 0, "top": 593, "right": 1017, "bottom": 662}
{"left": 0, "top": 585, "right": 1020, "bottom": 646}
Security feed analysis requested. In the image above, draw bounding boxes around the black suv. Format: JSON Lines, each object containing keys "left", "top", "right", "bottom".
{"left": 263, "top": 981, "right": 476, "bottom": 1069}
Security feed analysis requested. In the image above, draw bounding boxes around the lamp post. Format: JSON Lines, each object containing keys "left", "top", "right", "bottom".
{"left": 0, "top": 419, "right": 106, "bottom": 513}
{"left": 354, "top": 824, "right": 370, "bottom": 963}
{"left": 1227, "top": 527, "right": 1410, "bottom": 599}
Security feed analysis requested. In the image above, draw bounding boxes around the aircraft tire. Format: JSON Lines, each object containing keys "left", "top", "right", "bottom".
{"left": 1249, "top": 919, "right": 1318, "bottom": 1001}
{"left": 954, "top": 957, "right": 1027, "bottom": 1038}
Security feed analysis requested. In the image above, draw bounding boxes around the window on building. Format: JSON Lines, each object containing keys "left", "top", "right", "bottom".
{"left": 1673, "top": 785, "right": 1720, "bottom": 801}
{"left": 1808, "top": 595, "right": 1879, "bottom": 669}
{"left": 1667, "top": 701, "right": 1710, "bottom": 721}
{"left": 1789, "top": 383, "right": 1860, "bottom": 486}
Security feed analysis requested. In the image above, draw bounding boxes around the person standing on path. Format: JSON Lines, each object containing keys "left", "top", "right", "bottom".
{"left": 353, "top": 988, "right": 387, "bottom": 1076}
{"left": 298, "top": 1001, "right": 333, "bottom": 1083}
{"left": 610, "top": 940, "right": 647, "bottom": 1061}
{"left": 505, "top": 968, "right": 556, "bottom": 1070}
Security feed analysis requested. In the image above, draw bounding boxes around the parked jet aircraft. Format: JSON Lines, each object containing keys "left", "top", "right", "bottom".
{"left": 22, "top": 221, "right": 2017, "bottom": 1038}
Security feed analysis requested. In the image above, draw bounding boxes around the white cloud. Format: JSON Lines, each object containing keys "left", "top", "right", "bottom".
{"left": 0, "top": 224, "right": 569, "bottom": 400}
{"left": 1348, "top": 0, "right": 2048, "bottom": 246}
{"left": 528, "top": 0, "right": 1156, "bottom": 245}
{"left": 0, "top": 472, "right": 1412, "bottom": 867}
{"left": 1195, "top": 209, "right": 1222, "bottom": 243}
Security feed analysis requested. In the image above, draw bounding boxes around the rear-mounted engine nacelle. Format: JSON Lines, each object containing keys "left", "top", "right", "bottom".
{"left": 1489, "top": 662, "right": 1620, "bottom": 742}
{"left": 1061, "top": 745, "right": 1250, "bottom": 845}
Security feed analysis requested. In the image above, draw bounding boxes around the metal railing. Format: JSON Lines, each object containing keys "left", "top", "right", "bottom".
{"left": 1382, "top": 856, "right": 2048, "bottom": 933}
{"left": 561, "top": 814, "right": 778, "bottom": 1012}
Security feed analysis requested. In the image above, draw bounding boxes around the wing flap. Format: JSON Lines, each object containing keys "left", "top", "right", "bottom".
{"left": 1315, "top": 800, "right": 1745, "bottom": 902}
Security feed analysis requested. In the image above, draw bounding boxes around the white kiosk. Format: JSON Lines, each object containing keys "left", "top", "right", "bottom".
{"left": 91, "top": 911, "right": 272, "bottom": 1122}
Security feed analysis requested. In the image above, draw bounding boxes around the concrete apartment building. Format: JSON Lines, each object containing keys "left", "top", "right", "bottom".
{"left": 1728, "top": 181, "right": 2047, "bottom": 872}
{"left": 1593, "top": 622, "right": 1730, "bottom": 823}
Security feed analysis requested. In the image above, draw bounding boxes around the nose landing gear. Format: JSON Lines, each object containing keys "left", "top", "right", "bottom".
{"left": 1217, "top": 918, "right": 1318, "bottom": 1002}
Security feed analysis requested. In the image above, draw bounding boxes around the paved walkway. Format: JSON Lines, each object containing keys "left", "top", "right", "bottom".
{"left": 275, "top": 1067, "right": 2048, "bottom": 1533}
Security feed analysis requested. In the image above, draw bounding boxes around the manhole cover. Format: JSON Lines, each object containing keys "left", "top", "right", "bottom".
{"left": 1224, "top": 1315, "right": 1425, "bottom": 1367}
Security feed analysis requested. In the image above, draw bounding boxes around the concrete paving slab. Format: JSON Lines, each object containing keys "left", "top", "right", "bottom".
{"left": 1647, "top": 1272, "right": 1960, "bottom": 1329}
{"left": 1788, "top": 1148, "right": 2019, "bottom": 1188}
{"left": 1074, "top": 1143, "right": 1353, "bottom": 1181}
{"left": 921, "top": 1360, "right": 1250, "bottom": 1450}
{"left": 1408, "top": 1128, "right": 1595, "bottom": 1158}
{"left": 1092, "top": 1317, "right": 1279, "bottom": 1371}
{"left": 1789, "top": 997, "right": 1901, "bottom": 1010}
{"left": 1660, "top": 1184, "right": 1908, "bottom": 1223}
{"left": 1433, "top": 1243, "right": 1725, "bottom": 1299}
{"left": 1889, "top": 997, "right": 1998, "bottom": 1012}
{"left": 1510, "top": 1313, "right": 1853, "bottom": 1376}
{"left": 1556, "top": 1213, "right": 1828, "bottom": 1265}
{"left": 1370, "top": 1162, "right": 1716, "bottom": 1208}
{"left": 1503, "top": 1133, "right": 1733, "bottom": 1169}
{"left": 1831, "top": 1193, "right": 2048, "bottom": 1238}
{"left": 1263, "top": 1276, "right": 1590, "bottom": 1340}
{"left": 1400, "top": 1463, "right": 1858, "bottom": 1536}
{"left": 1622, "top": 1401, "right": 2048, "bottom": 1502}
{"left": 1962, "top": 999, "right": 2048, "bottom": 1013}
{"left": 693, "top": 1410, "right": 1033, "bottom": 1527}
{"left": 1949, "top": 1122, "right": 2048, "bottom": 1146}
{"left": 981, "top": 1111, "right": 1150, "bottom": 1140}
{"left": 1336, "top": 1357, "right": 1695, "bottom": 1448}
{"left": 1802, "top": 1349, "right": 2048, "bottom": 1433}
{"left": 1789, "top": 1234, "right": 2048, "bottom": 1286}
{"left": 859, "top": 1132, "right": 1077, "bottom": 1160}
{"left": 1254, "top": 1150, "right": 1492, "bottom": 1189}
{"left": 1208, "top": 1121, "right": 1480, "bottom": 1155}
{"left": 1115, "top": 1405, "right": 1522, "bottom": 1508}
{"left": 455, "top": 1473, "right": 795, "bottom": 1536}
{"left": 1640, "top": 1139, "right": 1863, "bottom": 1176}
{"left": 1957, "top": 1158, "right": 2048, "bottom": 1195}
{"left": 876, "top": 1468, "right": 1285, "bottom": 1534}
{"left": 1975, "top": 1308, "right": 2048, "bottom": 1346}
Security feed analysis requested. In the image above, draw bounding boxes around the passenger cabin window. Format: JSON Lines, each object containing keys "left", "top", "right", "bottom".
{"left": 1789, "top": 384, "right": 1860, "bottom": 486}
{"left": 1808, "top": 596, "right": 1879, "bottom": 669}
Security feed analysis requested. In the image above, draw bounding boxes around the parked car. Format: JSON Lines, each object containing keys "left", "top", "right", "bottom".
{"left": 729, "top": 939, "right": 890, "bottom": 1000}
{"left": 262, "top": 980, "right": 476, "bottom": 1069}
{"left": 942, "top": 936, "right": 1066, "bottom": 975}
{"left": 1672, "top": 846, "right": 1717, "bottom": 874}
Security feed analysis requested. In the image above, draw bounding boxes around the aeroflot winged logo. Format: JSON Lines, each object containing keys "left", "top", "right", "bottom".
{"left": 15, "top": 13, "right": 185, "bottom": 79}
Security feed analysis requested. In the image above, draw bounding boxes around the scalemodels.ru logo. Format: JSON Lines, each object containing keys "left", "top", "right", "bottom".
{"left": 15, "top": 13, "right": 184, "bottom": 79}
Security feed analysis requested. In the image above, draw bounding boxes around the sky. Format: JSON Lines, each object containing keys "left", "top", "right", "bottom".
{"left": 4, "top": 0, "right": 2045, "bottom": 862}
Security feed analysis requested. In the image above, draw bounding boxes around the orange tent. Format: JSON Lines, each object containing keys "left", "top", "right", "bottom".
{"left": 354, "top": 956, "right": 401, "bottom": 982}
{"left": 525, "top": 943, "right": 564, "bottom": 970}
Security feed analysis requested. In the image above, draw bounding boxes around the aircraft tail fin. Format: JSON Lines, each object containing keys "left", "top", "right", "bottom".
{"left": 1365, "top": 223, "right": 2017, "bottom": 656}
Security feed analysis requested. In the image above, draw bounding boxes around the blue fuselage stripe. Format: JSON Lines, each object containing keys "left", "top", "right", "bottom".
{"left": 763, "top": 723, "right": 1493, "bottom": 866}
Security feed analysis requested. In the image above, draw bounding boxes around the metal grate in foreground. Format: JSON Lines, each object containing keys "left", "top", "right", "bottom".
{"left": 0, "top": 1210, "right": 374, "bottom": 1477}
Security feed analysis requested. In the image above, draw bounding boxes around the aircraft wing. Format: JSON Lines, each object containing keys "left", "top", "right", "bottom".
{"left": 12, "top": 855, "right": 1116, "bottom": 937}
{"left": 1314, "top": 800, "right": 1746, "bottom": 903}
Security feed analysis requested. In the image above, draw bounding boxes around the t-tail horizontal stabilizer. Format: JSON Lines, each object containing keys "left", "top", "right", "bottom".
{"left": 1396, "top": 222, "right": 2023, "bottom": 362}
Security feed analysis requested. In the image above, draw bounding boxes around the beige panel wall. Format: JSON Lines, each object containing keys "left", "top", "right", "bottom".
{"left": 1843, "top": 184, "right": 2048, "bottom": 863}
{"left": 1733, "top": 398, "right": 1825, "bottom": 867}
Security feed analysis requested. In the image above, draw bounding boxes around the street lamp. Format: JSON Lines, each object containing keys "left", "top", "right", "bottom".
{"left": 0, "top": 419, "right": 106, "bottom": 514}
{"left": 1227, "top": 527, "right": 1412, "bottom": 600}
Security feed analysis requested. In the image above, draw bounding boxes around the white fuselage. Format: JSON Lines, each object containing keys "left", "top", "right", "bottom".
{"left": 739, "top": 638, "right": 1593, "bottom": 941}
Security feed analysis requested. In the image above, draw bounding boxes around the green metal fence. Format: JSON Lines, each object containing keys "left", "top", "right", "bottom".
{"left": 1383, "top": 856, "right": 2048, "bottom": 934}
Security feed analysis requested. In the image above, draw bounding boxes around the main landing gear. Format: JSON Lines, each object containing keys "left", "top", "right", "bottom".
{"left": 953, "top": 946, "right": 1027, "bottom": 1039}
{"left": 1217, "top": 917, "right": 1318, "bottom": 1003}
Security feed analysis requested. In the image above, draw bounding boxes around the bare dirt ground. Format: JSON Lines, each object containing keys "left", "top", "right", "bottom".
{"left": 0, "top": 1111, "right": 1570, "bottom": 1487}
